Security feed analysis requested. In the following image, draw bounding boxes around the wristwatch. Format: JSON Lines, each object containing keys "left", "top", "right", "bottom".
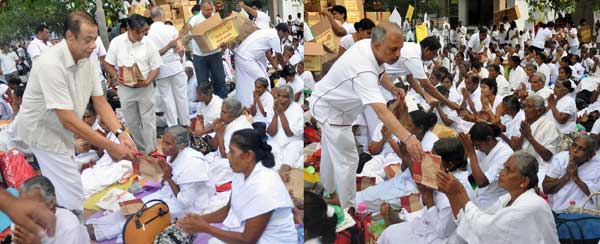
{"left": 115, "top": 127, "right": 126, "bottom": 137}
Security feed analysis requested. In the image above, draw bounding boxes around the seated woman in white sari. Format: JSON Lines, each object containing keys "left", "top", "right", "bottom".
{"left": 14, "top": 176, "right": 90, "bottom": 244}
{"left": 87, "top": 126, "right": 215, "bottom": 241}
{"left": 75, "top": 104, "right": 103, "bottom": 166}
{"left": 207, "top": 98, "right": 253, "bottom": 186}
{"left": 377, "top": 138, "right": 476, "bottom": 244}
{"left": 143, "top": 125, "right": 215, "bottom": 219}
{"left": 249, "top": 78, "right": 274, "bottom": 126}
{"left": 461, "top": 122, "right": 513, "bottom": 209}
{"left": 267, "top": 85, "right": 304, "bottom": 170}
{"left": 358, "top": 100, "right": 403, "bottom": 183}
{"left": 497, "top": 95, "right": 525, "bottom": 148}
{"left": 542, "top": 135, "right": 600, "bottom": 211}
{"left": 177, "top": 129, "right": 297, "bottom": 244}
{"left": 437, "top": 151, "right": 560, "bottom": 244}
{"left": 510, "top": 95, "right": 563, "bottom": 188}
{"left": 355, "top": 110, "right": 439, "bottom": 212}
{"left": 193, "top": 82, "right": 223, "bottom": 136}
{"left": 546, "top": 78, "right": 577, "bottom": 134}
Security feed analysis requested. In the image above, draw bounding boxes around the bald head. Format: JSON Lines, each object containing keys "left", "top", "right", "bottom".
{"left": 150, "top": 6, "right": 164, "bottom": 20}
{"left": 371, "top": 23, "right": 403, "bottom": 65}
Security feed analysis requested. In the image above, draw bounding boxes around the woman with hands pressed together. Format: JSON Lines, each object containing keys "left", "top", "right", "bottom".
{"left": 177, "top": 129, "right": 296, "bottom": 244}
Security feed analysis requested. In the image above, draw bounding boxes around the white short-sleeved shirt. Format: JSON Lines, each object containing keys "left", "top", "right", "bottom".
{"left": 340, "top": 34, "right": 356, "bottom": 50}
{"left": 532, "top": 28, "right": 553, "bottom": 49}
{"left": 27, "top": 37, "right": 53, "bottom": 62}
{"left": 42, "top": 208, "right": 91, "bottom": 244}
{"left": 567, "top": 27, "right": 579, "bottom": 47}
{"left": 119, "top": 0, "right": 130, "bottom": 19}
{"left": 254, "top": 11, "right": 271, "bottom": 29}
{"left": 385, "top": 42, "right": 427, "bottom": 79}
{"left": 196, "top": 95, "right": 223, "bottom": 127}
{"left": 547, "top": 151, "right": 600, "bottom": 210}
{"left": 105, "top": 33, "right": 162, "bottom": 80}
{"left": 545, "top": 95, "right": 577, "bottom": 134}
{"left": 0, "top": 51, "right": 19, "bottom": 74}
{"left": 15, "top": 40, "right": 103, "bottom": 153}
{"left": 270, "top": 102, "right": 304, "bottom": 145}
{"left": 342, "top": 22, "right": 356, "bottom": 34}
{"left": 468, "top": 33, "right": 490, "bottom": 54}
{"left": 148, "top": 21, "right": 184, "bottom": 79}
{"left": 309, "top": 39, "right": 385, "bottom": 125}
{"left": 235, "top": 29, "right": 282, "bottom": 61}
{"left": 301, "top": 70, "right": 315, "bottom": 91}
{"left": 130, "top": 0, "right": 149, "bottom": 6}
{"left": 188, "top": 13, "right": 221, "bottom": 56}
{"left": 253, "top": 91, "right": 275, "bottom": 124}
{"left": 90, "top": 36, "right": 107, "bottom": 82}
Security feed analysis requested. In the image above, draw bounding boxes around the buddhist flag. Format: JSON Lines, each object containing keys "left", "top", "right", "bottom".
{"left": 406, "top": 4, "right": 414, "bottom": 21}
{"left": 416, "top": 24, "right": 428, "bottom": 43}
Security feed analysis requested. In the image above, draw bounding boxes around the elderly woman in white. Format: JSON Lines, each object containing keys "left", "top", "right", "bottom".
{"left": 177, "top": 129, "right": 297, "bottom": 244}
{"left": 461, "top": 122, "right": 513, "bottom": 210}
{"left": 267, "top": 85, "right": 304, "bottom": 170}
{"left": 437, "top": 151, "right": 560, "bottom": 244}
{"left": 511, "top": 94, "right": 563, "bottom": 187}
{"left": 546, "top": 78, "right": 577, "bottom": 134}
{"left": 543, "top": 135, "right": 600, "bottom": 211}
{"left": 377, "top": 138, "right": 475, "bottom": 244}
{"left": 249, "top": 77, "right": 274, "bottom": 126}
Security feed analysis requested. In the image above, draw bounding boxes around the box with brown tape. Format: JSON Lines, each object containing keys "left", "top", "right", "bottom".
{"left": 191, "top": 14, "right": 240, "bottom": 53}
{"left": 223, "top": 11, "right": 257, "bottom": 46}
{"left": 304, "top": 42, "right": 326, "bottom": 71}
{"left": 311, "top": 19, "right": 339, "bottom": 53}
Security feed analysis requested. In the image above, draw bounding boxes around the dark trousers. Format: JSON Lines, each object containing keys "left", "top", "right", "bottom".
{"left": 193, "top": 52, "right": 227, "bottom": 98}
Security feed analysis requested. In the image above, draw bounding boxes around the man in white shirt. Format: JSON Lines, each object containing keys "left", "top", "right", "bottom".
{"left": 27, "top": 24, "right": 53, "bottom": 63}
{"left": 148, "top": 7, "right": 190, "bottom": 128}
{"left": 239, "top": 0, "right": 271, "bottom": 29}
{"left": 320, "top": 5, "right": 356, "bottom": 37}
{"left": 14, "top": 12, "right": 137, "bottom": 220}
{"left": 467, "top": 27, "right": 490, "bottom": 61}
{"left": 104, "top": 14, "right": 162, "bottom": 154}
{"left": 180, "top": 0, "right": 227, "bottom": 98}
{"left": 309, "top": 23, "right": 424, "bottom": 208}
{"left": 234, "top": 24, "right": 288, "bottom": 108}
{"left": 0, "top": 44, "right": 20, "bottom": 81}
{"left": 530, "top": 21, "right": 554, "bottom": 53}
{"left": 13, "top": 176, "right": 90, "bottom": 244}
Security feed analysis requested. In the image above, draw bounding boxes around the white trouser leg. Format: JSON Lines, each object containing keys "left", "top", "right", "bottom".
{"left": 170, "top": 72, "right": 190, "bottom": 126}
{"left": 32, "top": 147, "right": 84, "bottom": 220}
{"left": 156, "top": 75, "right": 178, "bottom": 127}
{"left": 321, "top": 122, "right": 359, "bottom": 209}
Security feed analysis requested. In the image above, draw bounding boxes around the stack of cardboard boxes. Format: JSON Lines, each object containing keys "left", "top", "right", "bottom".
{"left": 153, "top": 0, "right": 198, "bottom": 30}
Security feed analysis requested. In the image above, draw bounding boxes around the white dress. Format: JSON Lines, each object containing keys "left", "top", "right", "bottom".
{"left": 546, "top": 152, "right": 600, "bottom": 210}
{"left": 521, "top": 116, "right": 563, "bottom": 188}
{"left": 472, "top": 141, "right": 513, "bottom": 209}
{"left": 545, "top": 95, "right": 577, "bottom": 134}
{"left": 211, "top": 163, "right": 296, "bottom": 244}
{"left": 267, "top": 102, "right": 304, "bottom": 170}
{"left": 455, "top": 189, "right": 560, "bottom": 244}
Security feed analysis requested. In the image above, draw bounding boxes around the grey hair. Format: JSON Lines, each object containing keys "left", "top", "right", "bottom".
{"left": 255, "top": 77, "right": 269, "bottom": 88}
{"left": 525, "top": 63, "right": 537, "bottom": 72}
{"left": 371, "top": 24, "right": 401, "bottom": 44}
{"left": 532, "top": 72, "right": 546, "bottom": 83}
{"left": 165, "top": 125, "right": 189, "bottom": 151}
{"left": 278, "top": 85, "right": 294, "bottom": 101}
{"left": 575, "top": 134, "right": 598, "bottom": 156}
{"left": 20, "top": 176, "right": 56, "bottom": 205}
{"left": 223, "top": 98, "right": 243, "bottom": 117}
{"left": 150, "top": 7, "right": 164, "bottom": 19}
{"left": 526, "top": 94, "right": 545, "bottom": 110}
{"left": 200, "top": 0, "right": 213, "bottom": 7}
{"left": 511, "top": 151, "right": 539, "bottom": 189}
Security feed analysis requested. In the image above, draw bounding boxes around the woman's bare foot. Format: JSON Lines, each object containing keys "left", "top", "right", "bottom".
{"left": 380, "top": 202, "right": 402, "bottom": 227}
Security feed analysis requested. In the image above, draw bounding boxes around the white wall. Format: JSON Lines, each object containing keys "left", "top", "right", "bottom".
{"left": 277, "top": 0, "right": 303, "bottom": 20}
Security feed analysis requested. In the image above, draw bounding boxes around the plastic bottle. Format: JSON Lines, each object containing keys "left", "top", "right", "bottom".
{"left": 357, "top": 202, "right": 368, "bottom": 221}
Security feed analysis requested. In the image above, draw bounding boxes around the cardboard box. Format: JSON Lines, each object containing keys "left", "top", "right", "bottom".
{"left": 493, "top": 5, "right": 520, "bottom": 25}
{"left": 307, "top": 12, "right": 322, "bottom": 27}
{"left": 130, "top": 5, "right": 150, "bottom": 17}
{"left": 160, "top": 4, "right": 172, "bottom": 19}
{"left": 154, "top": 0, "right": 173, "bottom": 5}
{"left": 191, "top": 14, "right": 239, "bottom": 53}
{"left": 311, "top": 19, "right": 339, "bottom": 52}
{"left": 335, "top": 0, "right": 364, "bottom": 23}
{"left": 366, "top": 11, "right": 390, "bottom": 24}
{"left": 223, "top": 12, "right": 257, "bottom": 46}
{"left": 305, "top": 0, "right": 328, "bottom": 12}
{"left": 304, "top": 42, "right": 326, "bottom": 71}
{"left": 174, "top": 18, "right": 185, "bottom": 31}
{"left": 119, "top": 199, "right": 144, "bottom": 216}
{"left": 182, "top": 5, "right": 194, "bottom": 21}
{"left": 412, "top": 152, "right": 442, "bottom": 189}
{"left": 119, "top": 64, "right": 144, "bottom": 87}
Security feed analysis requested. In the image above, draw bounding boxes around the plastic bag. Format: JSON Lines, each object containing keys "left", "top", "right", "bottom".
{"left": 0, "top": 149, "right": 36, "bottom": 188}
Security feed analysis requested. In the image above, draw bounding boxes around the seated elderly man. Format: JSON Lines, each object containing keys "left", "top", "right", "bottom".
{"left": 267, "top": 85, "right": 303, "bottom": 170}
{"left": 249, "top": 77, "right": 274, "bottom": 126}
{"left": 511, "top": 94, "right": 563, "bottom": 187}
{"left": 12, "top": 176, "right": 90, "bottom": 244}
{"left": 194, "top": 82, "right": 223, "bottom": 136}
{"left": 86, "top": 126, "right": 215, "bottom": 241}
{"left": 437, "top": 151, "right": 559, "bottom": 244}
{"left": 543, "top": 135, "right": 600, "bottom": 210}
{"left": 207, "top": 98, "right": 253, "bottom": 186}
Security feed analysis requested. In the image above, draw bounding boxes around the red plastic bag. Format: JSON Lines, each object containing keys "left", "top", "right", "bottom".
{"left": 0, "top": 149, "right": 37, "bottom": 188}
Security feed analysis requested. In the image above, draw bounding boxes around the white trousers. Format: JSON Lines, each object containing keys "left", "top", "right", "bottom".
{"left": 234, "top": 56, "right": 268, "bottom": 108}
{"left": 118, "top": 85, "right": 157, "bottom": 154}
{"left": 320, "top": 122, "right": 359, "bottom": 209}
{"left": 156, "top": 72, "right": 190, "bottom": 127}
{"left": 32, "top": 147, "right": 84, "bottom": 219}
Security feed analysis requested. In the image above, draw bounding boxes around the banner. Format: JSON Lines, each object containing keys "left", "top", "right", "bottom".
{"left": 416, "top": 24, "right": 428, "bottom": 43}
{"left": 406, "top": 4, "right": 414, "bottom": 21}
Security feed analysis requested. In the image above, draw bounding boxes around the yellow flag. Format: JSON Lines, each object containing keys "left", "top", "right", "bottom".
{"left": 416, "top": 24, "right": 427, "bottom": 43}
{"left": 406, "top": 4, "right": 414, "bottom": 21}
